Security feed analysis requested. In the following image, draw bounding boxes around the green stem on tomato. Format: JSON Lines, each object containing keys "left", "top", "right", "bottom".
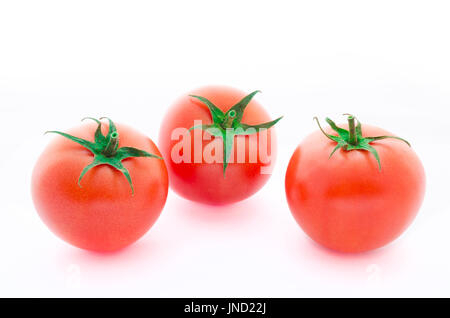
{"left": 347, "top": 115, "right": 358, "bottom": 145}
{"left": 314, "top": 114, "right": 411, "bottom": 170}
{"left": 103, "top": 131, "right": 119, "bottom": 157}
{"left": 188, "top": 91, "right": 283, "bottom": 176}
{"left": 45, "top": 117, "right": 162, "bottom": 194}
{"left": 222, "top": 110, "right": 237, "bottom": 129}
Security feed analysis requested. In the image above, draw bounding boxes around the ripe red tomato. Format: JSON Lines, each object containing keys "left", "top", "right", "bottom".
{"left": 285, "top": 115, "right": 425, "bottom": 253}
{"left": 159, "top": 86, "right": 281, "bottom": 205}
{"left": 32, "top": 118, "right": 168, "bottom": 252}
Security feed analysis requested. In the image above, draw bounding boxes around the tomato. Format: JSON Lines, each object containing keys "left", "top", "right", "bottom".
{"left": 32, "top": 118, "right": 168, "bottom": 252}
{"left": 159, "top": 86, "right": 282, "bottom": 205}
{"left": 285, "top": 115, "right": 425, "bottom": 253}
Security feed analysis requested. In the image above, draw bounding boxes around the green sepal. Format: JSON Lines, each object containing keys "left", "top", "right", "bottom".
{"left": 78, "top": 159, "right": 103, "bottom": 186}
{"left": 226, "top": 90, "right": 261, "bottom": 124}
{"left": 222, "top": 129, "right": 234, "bottom": 176}
{"left": 45, "top": 130, "right": 98, "bottom": 153}
{"left": 365, "top": 135, "right": 411, "bottom": 147}
{"left": 46, "top": 117, "right": 162, "bottom": 195}
{"left": 314, "top": 114, "right": 411, "bottom": 170}
{"left": 237, "top": 116, "right": 283, "bottom": 135}
{"left": 189, "top": 95, "right": 225, "bottom": 123}
{"left": 188, "top": 91, "right": 282, "bottom": 176}
{"left": 188, "top": 123, "right": 223, "bottom": 138}
{"left": 325, "top": 117, "right": 349, "bottom": 140}
{"left": 82, "top": 117, "right": 107, "bottom": 145}
{"left": 116, "top": 147, "right": 163, "bottom": 161}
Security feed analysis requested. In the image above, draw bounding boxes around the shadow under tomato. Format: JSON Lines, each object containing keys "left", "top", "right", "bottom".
{"left": 287, "top": 230, "right": 410, "bottom": 282}
{"left": 54, "top": 234, "right": 173, "bottom": 286}
{"left": 169, "top": 191, "right": 267, "bottom": 229}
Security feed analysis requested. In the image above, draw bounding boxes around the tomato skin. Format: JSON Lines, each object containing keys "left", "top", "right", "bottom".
{"left": 159, "top": 86, "right": 277, "bottom": 205}
{"left": 32, "top": 122, "right": 168, "bottom": 252}
{"left": 285, "top": 124, "right": 426, "bottom": 253}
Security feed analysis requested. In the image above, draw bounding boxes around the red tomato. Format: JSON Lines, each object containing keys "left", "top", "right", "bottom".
{"left": 159, "top": 86, "right": 280, "bottom": 205}
{"left": 32, "top": 119, "right": 168, "bottom": 252}
{"left": 285, "top": 117, "right": 425, "bottom": 253}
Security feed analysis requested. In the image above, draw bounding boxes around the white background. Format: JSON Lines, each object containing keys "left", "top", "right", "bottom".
{"left": 1, "top": 0, "right": 449, "bottom": 297}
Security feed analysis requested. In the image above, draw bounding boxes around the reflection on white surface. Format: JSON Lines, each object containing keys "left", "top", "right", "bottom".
{"left": 1, "top": 0, "right": 450, "bottom": 297}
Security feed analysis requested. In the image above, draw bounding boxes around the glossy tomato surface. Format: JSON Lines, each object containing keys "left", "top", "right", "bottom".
{"left": 285, "top": 124, "right": 425, "bottom": 253}
{"left": 159, "top": 86, "right": 277, "bottom": 205}
{"left": 32, "top": 122, "right": 168, "bottom": 252}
